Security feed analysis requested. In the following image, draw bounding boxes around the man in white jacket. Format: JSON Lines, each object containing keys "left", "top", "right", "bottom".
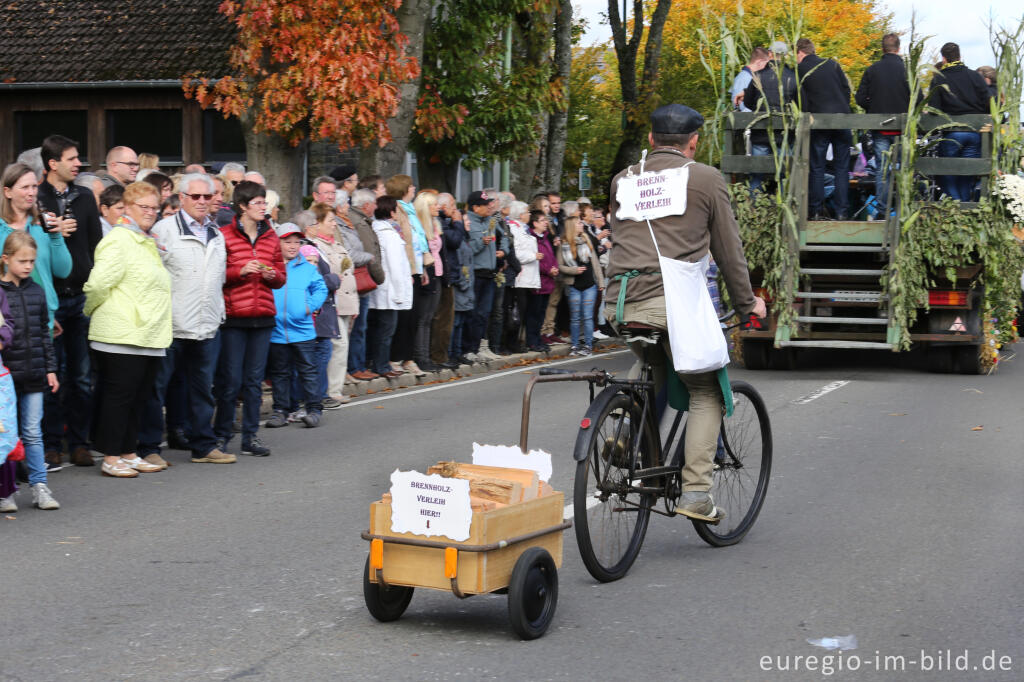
{"left": 138, "top": 174, "right": 235, "bottom": 465}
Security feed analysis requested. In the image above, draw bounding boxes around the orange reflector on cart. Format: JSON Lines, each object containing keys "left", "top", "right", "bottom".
{"left": 928, "top": 290, "right": 968, "bottom": 306}
{"left": 370, "top": 538, "right": 384, "bottom": 571}
{"left": 444, "top": 547, "right": 458, "bottom": 579}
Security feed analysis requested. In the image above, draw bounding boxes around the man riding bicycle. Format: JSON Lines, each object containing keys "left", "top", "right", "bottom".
{"left": 605, "top": 103, "right": 766, "bottom": 522}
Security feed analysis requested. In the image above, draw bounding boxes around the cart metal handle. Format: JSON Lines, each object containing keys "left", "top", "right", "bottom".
{"left": 360, "top": 520, "right": 572, "bottom": 553}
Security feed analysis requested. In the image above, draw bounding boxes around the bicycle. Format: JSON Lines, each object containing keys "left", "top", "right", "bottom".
{"left": 537, "top": 312, "right": 772, "bottom": 582}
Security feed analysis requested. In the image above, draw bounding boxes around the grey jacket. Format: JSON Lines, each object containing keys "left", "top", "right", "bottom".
{"left": 468, "top": 211, "right": 507, "bottom": 273}
{"left": 349, "top": 207, "right": 386, "bottom": 284}
{"left": 453, "top": 240, "right": 476, "bottom": 312}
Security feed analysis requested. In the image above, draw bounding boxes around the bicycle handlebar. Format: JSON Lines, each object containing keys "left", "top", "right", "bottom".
{"left": 538, "top": 368, "right": 577, "bottom": 376}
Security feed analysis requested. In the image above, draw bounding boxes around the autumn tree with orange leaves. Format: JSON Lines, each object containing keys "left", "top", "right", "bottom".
{"left": 184, "top": 0, "right": 421, "bottom": 212}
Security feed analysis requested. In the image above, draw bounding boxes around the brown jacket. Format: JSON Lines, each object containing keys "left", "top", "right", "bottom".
{"left": 556, "top": 230, "right": 605, "bottom": 289}
{"left": 605, "top": 148, "right": 755, "bottom": 316}
{"left": 349, "top": 206, "right": 386, "bottom": 285}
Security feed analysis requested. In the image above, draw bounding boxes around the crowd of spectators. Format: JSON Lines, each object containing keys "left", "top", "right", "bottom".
{"left": 0, "top": 135, "right": 612, "bottom": 512}
{"left": 733, "top": 35, "right": 1000, "bottom": 214}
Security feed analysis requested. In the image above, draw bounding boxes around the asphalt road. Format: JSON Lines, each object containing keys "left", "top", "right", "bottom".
{"left": 3, "top": 345, "right": 1023, "bottom": 681}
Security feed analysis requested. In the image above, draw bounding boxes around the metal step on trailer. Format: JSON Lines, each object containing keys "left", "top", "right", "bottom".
{"left": 800, "top": 245, "right": 889, "bottom": 253}
{"left": 797, "top": 291, "right": 885, "bottom": 301}
{"left": 796, "top": 316, "right": 888, "bottom": 325}
{"left": 778, "top": 340, "right": 894, "bottom": 349}
{"left": 799, "top": 268, "right": 885, "bottom": 276}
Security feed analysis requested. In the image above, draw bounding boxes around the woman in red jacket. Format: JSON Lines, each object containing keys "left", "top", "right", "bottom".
{"left": 212, "top": 181, "right": 285, "bottom": 457}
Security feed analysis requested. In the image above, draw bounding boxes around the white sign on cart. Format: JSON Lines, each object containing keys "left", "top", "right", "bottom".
{"left": 389, "top": 469, "right": 473, "bottom": 541}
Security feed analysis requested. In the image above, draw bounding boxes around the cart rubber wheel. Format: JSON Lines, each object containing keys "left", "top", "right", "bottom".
{"left": 363, "top": 555, "right": 413, "bottom": 622}
{"left": 741, "top": 340, "right": 770, "bottom": 370}
{"left": 508, "top": 547, "right": 558, "bottom": 640}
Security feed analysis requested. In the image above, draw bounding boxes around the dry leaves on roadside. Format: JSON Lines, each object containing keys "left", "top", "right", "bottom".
{"left": 971, "top": 425, "right": 984, "bottom": 431}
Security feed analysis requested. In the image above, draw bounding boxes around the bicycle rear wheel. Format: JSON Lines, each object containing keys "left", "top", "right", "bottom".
{"left": 693, "top": 380, "right": 772, "bottom": 547}
{"left": 573, "top": 386, "right": 658, "bottom": 582}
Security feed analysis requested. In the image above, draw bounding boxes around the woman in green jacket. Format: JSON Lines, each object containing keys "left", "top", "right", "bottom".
{"left": 84, "top": 182, "right": 172, "bottom": 478}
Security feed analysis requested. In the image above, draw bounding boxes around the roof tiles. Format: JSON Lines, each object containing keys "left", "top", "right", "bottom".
{"left": 0, "top": 0, "right": 234, "bottom": 83}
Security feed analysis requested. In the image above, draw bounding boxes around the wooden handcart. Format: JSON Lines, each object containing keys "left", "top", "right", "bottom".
{"left": 361, "top": 372, "right": 575, "bottom": 639}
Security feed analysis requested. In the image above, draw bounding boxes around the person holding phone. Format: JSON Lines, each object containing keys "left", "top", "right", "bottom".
{"left": 0, "top": 163, "right": 72, "bottom": 329}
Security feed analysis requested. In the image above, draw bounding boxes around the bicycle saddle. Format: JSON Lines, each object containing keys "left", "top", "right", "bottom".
{"left": 618, "top": 321, "right": 662, "bottom": 345}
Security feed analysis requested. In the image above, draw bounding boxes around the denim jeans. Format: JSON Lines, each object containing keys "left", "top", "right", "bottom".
{"left": 213, "top": 325, "right": 273, "bottom": 443}
{"left": 366, "top": 309, "right": 398, "bottom": 375}
{"left": 749, "top": 142, "right": 772, "bottom": 194}
{"left": 872, "top": 134, "right": 899, "bottom": 209}
{"left": 312, "top": 336, "right": 333, "bottom": 401}
{"left": 347, "top": 295, "right": 370, "bottom": 372}
{"left": 810, "top": 129, "right": 852, "bottom": 216}
{"left": 42, "top": 294, "right": 92, "bottom": 451}
{"left": 566, "top": 285, "right": 598, "bottom": 349}
{"left": 18, "top": 391, "right": 46, "bottom": 485}
{"left": 937, "top": 131, "right": 981, "bottom": 202}
{"left": 270, "top": 340, "right": 321, "bottom": 413}
{"left": 290, "top": 337, "right": 332, "bottom": 404}
{"left": 138, "top": 335, "right": 221, "bottom": 458}
{"left": 468, "top": 276, "right": 496, "bottom": 353}
{"left": 449, "top": 310, "right": 471, "bottom": 359}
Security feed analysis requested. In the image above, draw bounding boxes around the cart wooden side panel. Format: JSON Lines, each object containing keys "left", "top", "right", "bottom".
{"left": 368, "top": 493, "right": 564, "bottom": 594}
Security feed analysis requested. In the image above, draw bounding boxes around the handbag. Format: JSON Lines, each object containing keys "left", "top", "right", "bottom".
{"left": 353, "top": 265, "right": 377, "bottom": 296}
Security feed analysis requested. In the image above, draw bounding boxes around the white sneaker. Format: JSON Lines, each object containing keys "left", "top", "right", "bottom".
{"left": 592, "top": 330, "right": 609, "bottom": 340}
{"left": 31, "top": 483, "right": 60, "bottom": 510}
{"left": 0, "top": 493, "right": 17, "bottom": 513}
{"left": 462, "top": 352, "right": 478, "bottom": 362}
{"left": 287, "top": 408, "right": 307, "bottom": 423}
{"left": 120, "top": 456, "right": 164, "bottom": 473}
{"left": 477, "top": 348, "right": 500, "bottom": 361}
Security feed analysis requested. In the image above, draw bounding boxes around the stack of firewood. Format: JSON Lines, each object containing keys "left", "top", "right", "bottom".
{"left": 381, "top": 461, "right": 554, "bottom": 512}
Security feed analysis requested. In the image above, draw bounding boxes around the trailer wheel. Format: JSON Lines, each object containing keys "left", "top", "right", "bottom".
{"left": 926, "top": 346, "right": 954, "bottom": 373}
{"left": 363, "top": 556, "right": 414, "bottom": 622}
{"left": 741, "top": 340, "right": 770, "bottom": 370}
{"left": 508, "top": 547, "right": 558, "bottom": 640}
{"left": 954, "top": 344, "right": 983, "bottom": 375}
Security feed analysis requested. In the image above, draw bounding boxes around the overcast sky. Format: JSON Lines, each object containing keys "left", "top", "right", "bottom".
{"left": 574, "top": 0, "right": 1022, "bottom": 68}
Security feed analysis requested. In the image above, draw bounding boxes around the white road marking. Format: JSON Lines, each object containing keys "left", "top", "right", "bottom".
{"left": 793, "top": 380, "right": 850, "bottom": 405}
{"left": 563, "top": 496, "right": 601, "bottom": 520}
{"left": 340, "top": 349, "right": 630, "bottom": 408}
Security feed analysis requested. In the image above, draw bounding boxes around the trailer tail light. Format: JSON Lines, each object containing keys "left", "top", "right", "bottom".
{"left": 928, "top": 290, "right": 968, "bottom": 306}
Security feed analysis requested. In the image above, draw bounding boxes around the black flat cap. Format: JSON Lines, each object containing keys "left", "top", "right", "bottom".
{"left": 329, "top": 164, "right": 358, "bottom": 181}
{"left": 650, "top": 104, "right": 704, "bottom": 135}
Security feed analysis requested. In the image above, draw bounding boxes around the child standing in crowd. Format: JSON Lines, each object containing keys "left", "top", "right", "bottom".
{"left": 265, "top": 223, "right": 328, "bottom": 429}
{"left": 0, "top": 231, "right": 60, "bottom": 510}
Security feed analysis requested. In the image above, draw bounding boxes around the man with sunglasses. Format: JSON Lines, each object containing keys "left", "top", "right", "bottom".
{"left": 97, "top": 146, "right": 140, "bottom": 188}
{"left": 139, "top": 173, "right": 234, "bottom": 466}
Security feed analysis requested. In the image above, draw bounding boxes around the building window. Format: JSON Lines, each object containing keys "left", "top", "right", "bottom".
{"left": 404, "top": 151, "right": 419, "bottom": 187}
{"left": 15, "top": 110, "right": 89, "bottom": 162}
{"left": 203, "top": 110, "right": 246, "bottom": 163}
{"left": 107, "top": 109, "right": 182, "bottom": 162}
{"left": 456, "top": 159, "right": 471, "bottom": 201}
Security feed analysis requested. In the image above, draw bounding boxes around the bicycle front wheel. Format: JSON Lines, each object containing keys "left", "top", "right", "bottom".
{"left": 573, "top": 386, "right": 658, "bottom": 582}
{"left": 693, "top": 380, "right": 772, "bottom": 547}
